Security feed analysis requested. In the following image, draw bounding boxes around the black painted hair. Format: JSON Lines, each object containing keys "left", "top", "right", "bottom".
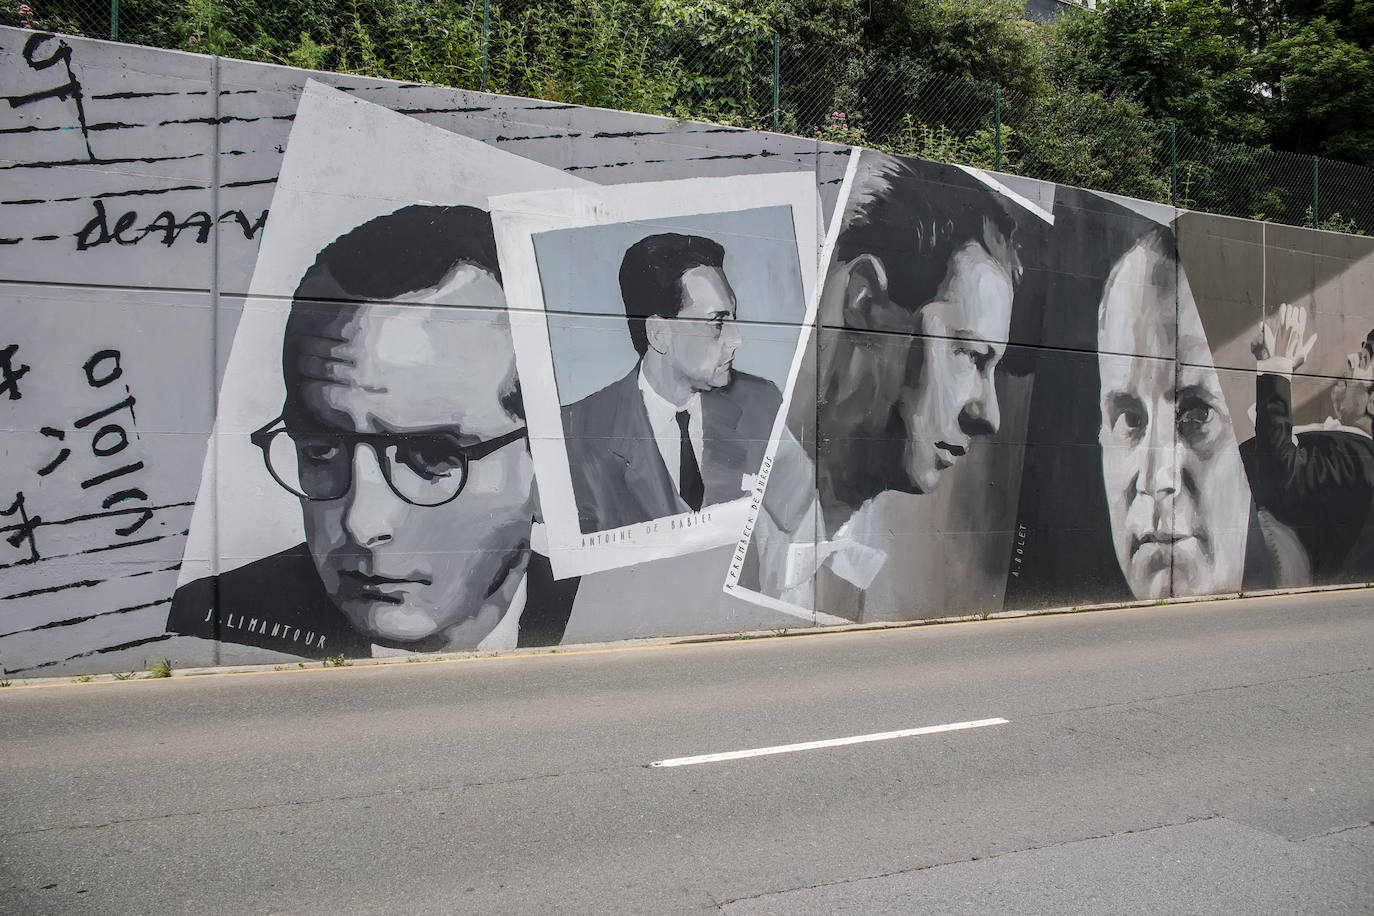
{"left": 293, "top": 204, "right": 501, "bottom": 304}
{"left": 619, "top": 232, "right": 728, "bottom": 356}
{"left": 834, "top": 155, "right": 1022, "bottom": 322}
{"left": 282, "top": 204, "right": 524, "bottom": 420}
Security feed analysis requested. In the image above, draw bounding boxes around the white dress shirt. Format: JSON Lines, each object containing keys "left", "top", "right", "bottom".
{"left": 770, "top": 496, "right": 888, "bottom": 606}
{"left": 638, "top": 367, "right": 704, "bottom": 493}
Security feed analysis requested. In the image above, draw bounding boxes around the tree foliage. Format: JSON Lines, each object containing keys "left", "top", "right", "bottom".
{"left": 1045, "top": 0, "right": 1264, "bottom": 142}
{"left": 3, "top": 0, "right": 1370, "bottom": 209}
{"left": 1257, "top": 11, "right": 1374, "bottom": 162}
{"left": 1047, "top": 0, "right": 1374, "bottom": 165}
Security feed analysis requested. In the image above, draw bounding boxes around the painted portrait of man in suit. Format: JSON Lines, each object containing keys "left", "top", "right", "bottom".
{"left": 1096, "top": 227, "right": 1252, "bottom": 600}
{"left": 166, "top": 204, "right": 577, "bottom": 658}
{"left": 1243, "top": 303, "right": 1374, "bottom": 583}
{"left": 561, "top": 233, "right": 782, "bottom": 534}
{"left": 739, "top": 153, "right": 1029, "bottom": 613}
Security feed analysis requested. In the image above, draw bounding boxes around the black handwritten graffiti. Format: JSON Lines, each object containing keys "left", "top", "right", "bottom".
{"left": 69, "top": 351, "right": 153, "bottom": 536}
{"left": 0, "top": 348, "right": 163, "bottom": 569}
{"left": 220, "top": 209, "right": 270, "bottom": 239}
{"left": 75, "top": 200, "right": 269, "bottom": 251}
{"left": 0, "top": 344, "right": 31, "bottom": 400}
{"left": 16, "top": 350, "right": 156, "bottom": 545}
{"left": 8, "top": 34, "right": 94, "bottom": 161}
{"left": 84, "top": 348, "right": 122, "bottom": 387}
{"left": 1, "top": 492, "right": 42, "bottom": 564}
{"left": 36, "top": 426, "right": 70, "bottom": 476}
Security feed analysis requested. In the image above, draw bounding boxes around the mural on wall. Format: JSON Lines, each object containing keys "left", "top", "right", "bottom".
{"left": 1094, "top": 226, "right": 1256, "bottom": 600}
{"left": 1244, "top": 302, "right": 1374, "bottom": 582}
{"left": 492, "top": 173, "right": 817, "bottom": 577}
{"left": 727, "top": 151, "right": 1051, "bottom": 622}
{"left": 1006, "top": 190, "right": 1287, "bottom": 609}
{"left": 167, "top": 82, "right": 588, "bottom": 658}
{"left": 1179, "top": 215, "right": 1374, "bottom": 589}
{"left": 3, "top": 25, "right": 1374, "bottom": 675}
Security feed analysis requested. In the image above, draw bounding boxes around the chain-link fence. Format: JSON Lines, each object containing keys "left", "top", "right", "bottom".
{"left": 5, "top": 0, "right": 1371, "bottom": 234}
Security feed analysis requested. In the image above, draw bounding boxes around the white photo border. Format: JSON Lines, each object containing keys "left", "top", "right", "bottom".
{"left": 492, "top": 171, "right": 821, "bottom": 579}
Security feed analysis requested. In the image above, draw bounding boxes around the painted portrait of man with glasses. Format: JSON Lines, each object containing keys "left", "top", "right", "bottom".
{"left": 166, "top": 204, "right": 577, "bottom": 658}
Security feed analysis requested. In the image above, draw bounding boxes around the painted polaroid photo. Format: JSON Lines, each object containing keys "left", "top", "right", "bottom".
{"left": 492, "top": 172, "right": 820, "bottom": 578}
{"left": 726, "top": 150, "right": 1055, "bottom": 623}
{"left": 166, "top": 81, "right": 588, "bottom": 660}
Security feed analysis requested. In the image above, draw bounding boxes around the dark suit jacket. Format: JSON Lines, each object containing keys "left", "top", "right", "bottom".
{"left": 165, "top": 543, "right": 578, "bottom": 658}
{"left": 561, "top": 366, "right": 782, "bottom": 533}
{"left": 1240, "top": 372, "right": 1374, "bottom": 582}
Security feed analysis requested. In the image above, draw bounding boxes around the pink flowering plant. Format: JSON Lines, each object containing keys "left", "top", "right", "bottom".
{"left": 4, "top": 0, "right": 85, "bottom": 35}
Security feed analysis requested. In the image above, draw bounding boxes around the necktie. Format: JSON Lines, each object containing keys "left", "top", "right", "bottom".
{"left": 676, "top": 409, "right": 704, "bottom": 512}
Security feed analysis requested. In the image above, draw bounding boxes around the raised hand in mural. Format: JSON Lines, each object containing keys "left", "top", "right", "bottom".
{"left": 1252, "top": 302, "right": 1318, "bottom": 371}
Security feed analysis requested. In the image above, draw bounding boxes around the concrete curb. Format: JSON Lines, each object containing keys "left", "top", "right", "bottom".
{"left": 2, "top": 581, "right": 1369, "bottom": 690}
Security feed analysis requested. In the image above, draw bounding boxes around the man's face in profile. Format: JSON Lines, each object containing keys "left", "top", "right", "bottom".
{"left": 287, "top": 265, "right": 534, "bottom": 646}
{"left": 1330, "top": 341, "right": 1373, "bottom": 425}
{"left": 653, "top": 265, "right": 741, "bottom": 393}
{"left": 894, "top": 241, "right": 1013, "bottom": 494}
{"left": 1098, "top": 243, "right": 1249, "bottom": 599}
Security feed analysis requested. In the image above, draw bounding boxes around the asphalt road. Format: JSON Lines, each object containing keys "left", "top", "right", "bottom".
{"left": 2, "top": 591, "right": 1372, "bottom": 914}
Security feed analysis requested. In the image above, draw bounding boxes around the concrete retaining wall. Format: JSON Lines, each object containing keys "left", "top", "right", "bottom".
{"left": 3, "top": 27, "right": 1370, "bottom": 675}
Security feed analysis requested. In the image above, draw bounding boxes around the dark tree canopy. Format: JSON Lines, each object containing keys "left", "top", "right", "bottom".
{"left": 4, "top": 0, "right": 1368, "bottom": 183}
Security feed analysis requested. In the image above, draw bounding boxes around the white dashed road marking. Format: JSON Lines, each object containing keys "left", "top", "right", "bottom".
{"left": 649, "top": 717, "right": 1010, "bottom": 768}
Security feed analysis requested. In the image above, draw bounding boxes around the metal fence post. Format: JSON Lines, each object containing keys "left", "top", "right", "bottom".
{"left": 994, "top": 84, "right": 1001, "bottom": 172}
{"left": 772, "top": 33, "right": 780, "bottom": 133}
{"left": 1170, "top": 121, "right": 1178, "bottom": 209}
{"left": 481, "top": 0, "right": 490, "bottom": 93}
{"left": 110, "top": 0, "right": 119, "bottom": 41}
{"left": 1312, "top": 155, "right": 1320, "bottom": 228}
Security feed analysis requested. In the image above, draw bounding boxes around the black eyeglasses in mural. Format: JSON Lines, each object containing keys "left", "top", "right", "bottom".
{"left": 251, "top": 418, "right": 528, "bottom": 506}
